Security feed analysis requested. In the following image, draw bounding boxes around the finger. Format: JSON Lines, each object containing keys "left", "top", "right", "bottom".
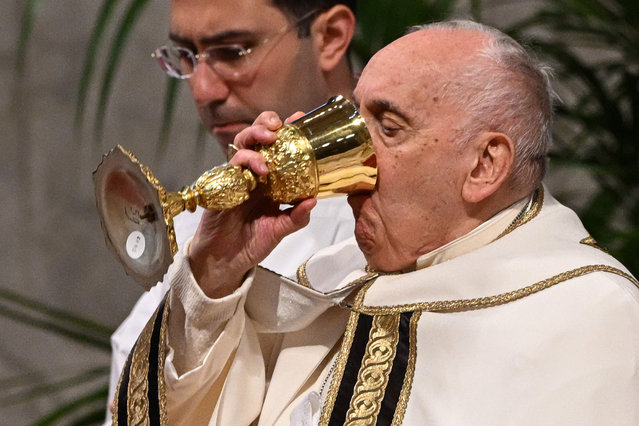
{"left": 253, "top": 111, "right": 283, "bottom": 130}
{"left": 266, "top": 198, "right": 316, "bottom": 245}
{"left": 233, "top": 124, "right": 278, "bottom": 150}
{"left": 229, "top": 149, "right": 269, "bottom": 175}
{"left": 284, "top": 111, "right": 305, "bottom": 124}
{"left": 287, "top": 198, "right": 317, "bottom": 228}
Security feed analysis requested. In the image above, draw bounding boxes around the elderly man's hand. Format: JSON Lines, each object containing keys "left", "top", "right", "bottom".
{"left": 188, "top": 111, "right": 316, "bottom": 298}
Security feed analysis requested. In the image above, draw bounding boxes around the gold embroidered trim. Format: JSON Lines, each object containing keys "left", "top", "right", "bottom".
{"left": 296, "top": 258, "right": 314, "bottom": 288}
{"left": 494, "top": 187, "right": 544, "bottom": 241}
{"left": 111, "top": 300, "right": 168, "bottom": 425}
{"left": 157, "top": 301, "right": 169, "bottom": 425}
{"left": 318, "top": 309, "right": 361, "bottom": 426}
{"left": 297, "top": 259, "right": 380, "bottom": 293}
{"left": 580, "top": 235, "right": 608, "bottom": 253}
{"left": 128, "top": 311, "right": 153, "bottom": 425}
{"left": 392, "top": 310, "right": 421, "bottom": 426}
{"left": 354, "top": 264, "right": 639, "bottom": 316}
{"left": 345, "top": 314, "right": 401, "bottom": 424}
{"left": 319, "top": 279, "right": 378, "bottom": 425}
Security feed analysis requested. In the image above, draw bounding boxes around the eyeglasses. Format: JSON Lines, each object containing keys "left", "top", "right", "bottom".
{"left": 152, "top": 9, "right": 319, "bottom": 82}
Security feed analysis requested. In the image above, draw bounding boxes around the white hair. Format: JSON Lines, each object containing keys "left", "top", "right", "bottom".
{"left": 409, "top": 20, "right": 555, "bottom": 191}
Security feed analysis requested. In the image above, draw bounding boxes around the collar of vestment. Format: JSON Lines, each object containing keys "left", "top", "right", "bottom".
{"left": 299, "top": 187, "right": 633, "bottom": 315}
{"left": 297, "top": 187, "right": 538, "bottom": 298}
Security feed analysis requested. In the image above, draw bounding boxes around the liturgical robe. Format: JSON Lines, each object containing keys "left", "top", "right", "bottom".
{"left": 113, "top": 188, "right": 639, "bottom": 425}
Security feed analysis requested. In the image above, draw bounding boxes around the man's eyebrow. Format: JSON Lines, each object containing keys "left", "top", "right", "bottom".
{"left": 369, "top": 98, "right": 411, "bottom": 122}
{"left": 169, "top": 29, "right": 256, "bottom": 46}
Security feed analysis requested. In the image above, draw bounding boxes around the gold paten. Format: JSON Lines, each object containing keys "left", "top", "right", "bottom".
{"left": 93, "top": 96, "right": 376, "bottom": 289}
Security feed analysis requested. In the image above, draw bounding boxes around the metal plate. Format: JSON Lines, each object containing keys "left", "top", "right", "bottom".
{"left": 93, "top": 146, "right": 174, "bottom": 290}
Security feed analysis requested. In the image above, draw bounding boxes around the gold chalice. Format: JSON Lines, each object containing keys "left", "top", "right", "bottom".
{"left": 93, "top": 96, "right": 376, "bottom": 289}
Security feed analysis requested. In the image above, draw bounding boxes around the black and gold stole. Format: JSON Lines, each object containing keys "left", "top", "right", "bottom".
{"left": 112, "top": 296, "right": 169, "bottom": 425}
{"left": 319, "top": 281, "right": 421, "bottom": 425}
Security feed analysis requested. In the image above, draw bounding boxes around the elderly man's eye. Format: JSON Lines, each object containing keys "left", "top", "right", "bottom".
{"left": 380, "top": 118, "right": 401, "bottom": 136}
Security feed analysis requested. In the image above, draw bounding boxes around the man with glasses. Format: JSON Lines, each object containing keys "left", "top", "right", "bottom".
{"left": 106, "top": 0, "right": 358, "bottom": 420}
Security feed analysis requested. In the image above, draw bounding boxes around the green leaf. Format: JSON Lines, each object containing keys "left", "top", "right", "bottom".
{"left": 158, "top": 77, "right": 181, "bottom": 155}
{"left": 0, "top": 367, "right": 108, "bottom": 406}
{"left": 93, "top": 0, "right": 151, "bottom": 141}
{"left": 32, "top": 385, "right": 108, "bottom": 426}
{"left": 15, "top": 0, "right": 45, "bottom": 74}
{"left": 0, "top": 287, "right": 114, "bottom": 339}
{"left": 352, "top": 0, "right": 462, "bottom": 64}
{"left": 75, "top": 0, "right": 126, "bottom": 132}
{"left": 0, "top": 302, "right": 111, "bottom": 350}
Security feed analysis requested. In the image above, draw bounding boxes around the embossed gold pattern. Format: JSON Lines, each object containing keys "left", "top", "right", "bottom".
{"left": 261, "top": 125, "right": 317, "bottom": 202}
{"left": 157, "top": 300, "right": 169, "bottom": 425}
{"left": 319, "top": 308, "right": 364, "bottom": 425}
{"left": 345, "top": 314, "right": 400, "bottom": 425}
{"left": 112, "top": 301, "right": 169, "bottom": 425}
{"left": 128, "top": 323, "right": 151, "bottom": 426}
{"left": 122, "top": 147, "right": 180, "bottom": 257}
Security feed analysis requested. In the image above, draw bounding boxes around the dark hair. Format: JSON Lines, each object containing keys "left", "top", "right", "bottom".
{"left": 270, "top": 0, "right": 357, "bottom": 36}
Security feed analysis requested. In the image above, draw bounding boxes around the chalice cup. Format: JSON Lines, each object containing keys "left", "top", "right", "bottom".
{"left": 93, "top": 96, "right": 376, "bottom": 289}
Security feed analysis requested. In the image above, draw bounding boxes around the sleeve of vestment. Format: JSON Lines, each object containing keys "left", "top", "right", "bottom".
{"left": 163, "top": 238, "right": 266, "bottom": 425}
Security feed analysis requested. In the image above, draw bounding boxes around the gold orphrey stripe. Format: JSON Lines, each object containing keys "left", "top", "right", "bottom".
{"left": 354, "top": 264, "right": 638, "bottom": 315}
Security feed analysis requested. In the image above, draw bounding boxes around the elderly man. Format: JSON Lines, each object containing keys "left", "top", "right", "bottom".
{"left": 115, "top": 21, "right": 639, "bottom": 425}
{"left": 107, "top": 0, "right": 359, "bottom": 417}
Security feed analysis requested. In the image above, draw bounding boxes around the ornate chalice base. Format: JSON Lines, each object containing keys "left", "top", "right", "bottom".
{"left": 93, "top": 146, "right": 176, "bottom": 290}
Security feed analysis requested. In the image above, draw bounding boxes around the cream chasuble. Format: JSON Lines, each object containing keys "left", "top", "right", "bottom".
{"left": 113, "top": 188, "right": 639, "bottom": 425}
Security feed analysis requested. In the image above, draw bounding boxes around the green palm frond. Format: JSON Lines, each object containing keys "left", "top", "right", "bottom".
{"left": 75, "top": 0, "right": 126, "bottom": 131}
{"left": 94, "top": 0, "right": 151, "bottom": 140}
{"left": 32, "top": 385, "right": 108, "bottom": 426}
{"left": 0, "top": 288, "right": 113, "bottom": 349}
{"left": 0, "top": 367, "right": 108, "bottom": 406}
{"left": 508, "top": 0, "right": 639, "bottom": 276}
{"left": 15, "top": 0, "right": 45, "bottom": 74}
{"left": 158, "top": 76, "right": 182, "bottom": 155}
{"left": 353, "top": 0, "right": 467, "bottom": 64}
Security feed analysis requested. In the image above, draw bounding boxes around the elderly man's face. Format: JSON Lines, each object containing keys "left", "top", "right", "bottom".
{"left": 170, "top": 0, "right": 328, "bottom": 146}
{"left": 349, "top": 29, "right": 487, "bottom": 272}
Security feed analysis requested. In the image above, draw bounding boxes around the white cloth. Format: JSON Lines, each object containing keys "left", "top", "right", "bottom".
{"left": 162, "top": 190, "right": 639, "bottom": 425}
{"left": 106, "top": 196, "right": 354, "bottom": 414}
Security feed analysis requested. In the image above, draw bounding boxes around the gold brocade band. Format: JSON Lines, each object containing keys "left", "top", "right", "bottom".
{"left": 112, "top": 296, "right": 169, "bottom": 425}
{"left": 353, "top": 264, "right": 639, "bottom": 316}
{"left": 345, "top": 313, "right": 400, "bottom": 424}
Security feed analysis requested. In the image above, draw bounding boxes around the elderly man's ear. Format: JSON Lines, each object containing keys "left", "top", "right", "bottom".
{"left": 462, "top": 132, "right": 515, "bottom": 204}
{"left": 310, "top": 5, "right": 355, "bottom": 72}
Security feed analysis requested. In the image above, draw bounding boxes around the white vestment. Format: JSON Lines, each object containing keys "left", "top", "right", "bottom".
{"left": 120, "top": 189, "right": 639, "bottom": 425}
{"left": 106, "top": 197, "right": 354, "bottom": 415}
